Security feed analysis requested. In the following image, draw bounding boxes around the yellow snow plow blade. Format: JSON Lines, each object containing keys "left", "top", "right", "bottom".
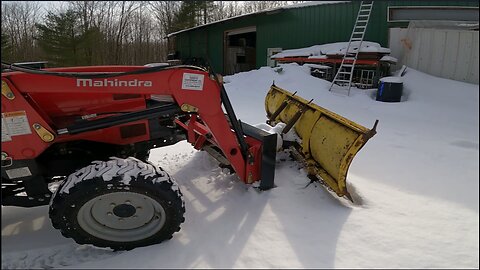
{"left": 265, "top": 84, "right": 378, "bottom": 201}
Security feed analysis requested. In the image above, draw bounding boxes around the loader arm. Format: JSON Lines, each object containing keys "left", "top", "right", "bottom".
{"left": 1, "top": 64, "right": 276, "bottom": 187}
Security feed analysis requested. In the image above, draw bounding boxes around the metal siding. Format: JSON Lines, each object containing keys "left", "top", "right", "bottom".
{"left": 443, "top": 31, "right": 459, "bottom": 80}
{"left": 209, "top": 27, "right": 223, "bottom": 73}
{"left": 313, "top": 6, "right": 320, "bottom": 43}
{"left": 455, "top": 32, "right": 472, "bottom": 81}
{"left": 400, "top": 27, "right": 479, "bottom": 84}
{"left": 318, "top": 5, "right": 325, "bottom": 44}
{"left": 328, "top": 4, "right": 334, "bottom": 43}
{"left": 429, "top": 30, "right": 447, "bottom": 77}
{"left": 417, "top": 29, "right": 433, "bottom": 72}
{"left": 468, "top": 34, "right": 479, "bottom": 84}
{"left": 321, "top": 6, "right": 334, "bottom": 43}
{"left": 290, "top": 10, "right": 297, "bottom": 47}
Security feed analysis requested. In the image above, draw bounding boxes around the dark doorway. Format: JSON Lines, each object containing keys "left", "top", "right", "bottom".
{"left": 224, "top": 27, "right": 256, "bottom": 75}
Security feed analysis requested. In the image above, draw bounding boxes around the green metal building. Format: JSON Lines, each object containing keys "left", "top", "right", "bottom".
{"left": 166, "top": 1, "right": 479, "bottom": 75}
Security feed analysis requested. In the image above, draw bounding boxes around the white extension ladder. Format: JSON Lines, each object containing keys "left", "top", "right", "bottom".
{"left": 329, "top": 1, "right": 374, "bottom": 95}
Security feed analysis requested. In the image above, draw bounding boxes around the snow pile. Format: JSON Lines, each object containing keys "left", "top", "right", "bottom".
{"left": 379, "top": 55, "right": 398, "bottom": 63}
{"left": 271, "top": 41, "right": 391, "bottom": 59}
{"left": 2, "top": 63, "right": 478, "bottom": 269}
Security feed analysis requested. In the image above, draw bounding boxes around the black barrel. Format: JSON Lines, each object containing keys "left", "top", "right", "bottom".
{"left": 376, "top": 76, "right": 403, "bottom": 102}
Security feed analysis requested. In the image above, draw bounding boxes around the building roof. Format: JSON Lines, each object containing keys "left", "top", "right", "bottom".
{"left": 166, "top": 1, "right": 349, "bottom": 38}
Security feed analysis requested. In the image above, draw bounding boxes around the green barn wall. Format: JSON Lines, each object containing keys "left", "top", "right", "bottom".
{"left": 170, "top": 1, "right": 478, "bottom": 74}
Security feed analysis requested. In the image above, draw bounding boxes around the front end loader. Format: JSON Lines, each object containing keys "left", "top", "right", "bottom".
{"left": 1, "top": 62, "right": 377, "bottom": 251}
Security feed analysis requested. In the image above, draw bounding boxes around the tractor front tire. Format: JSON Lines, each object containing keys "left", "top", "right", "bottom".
{"left": 49, "top": 157, "right": 185, "bottom": 251}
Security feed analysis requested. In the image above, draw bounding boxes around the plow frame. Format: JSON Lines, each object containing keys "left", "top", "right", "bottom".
{"left": 265, "top": 84, "right": 378, "bottom": 200}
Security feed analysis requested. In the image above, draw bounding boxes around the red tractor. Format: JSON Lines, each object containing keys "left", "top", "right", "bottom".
{"left": 1, "top": 62, "right": 376, "bottom": 251}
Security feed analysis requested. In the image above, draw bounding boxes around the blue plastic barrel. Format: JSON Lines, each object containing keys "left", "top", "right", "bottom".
{"left": 376, "top": 76, "right": 403, "bottom": 102}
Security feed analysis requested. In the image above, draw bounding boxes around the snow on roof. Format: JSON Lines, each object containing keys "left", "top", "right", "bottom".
{"left": 271, "top": 41, "right": 391, "bottom": 59}
{"left": 380, "top": 55, "right": 398, "bottom": 64}
{"left": 268, "top": 1, "right": 349, "bottom": 11}
{"left": 167, "top": 1, "right": 350, "bottom": 38}
{"left": 379, "top": 76, "right": 403, "bottom": 83}
{"left": 304, "top": 63, "right": 332, "bottom": 69}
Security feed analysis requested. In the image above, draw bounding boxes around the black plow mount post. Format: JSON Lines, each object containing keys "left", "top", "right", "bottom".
{"left": 241, "top": 122, "right": 278, "bottom": 190}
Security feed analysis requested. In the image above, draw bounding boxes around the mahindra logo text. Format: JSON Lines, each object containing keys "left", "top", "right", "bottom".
{"left": 76, "top": 78, "right": 153, "bottom": 87}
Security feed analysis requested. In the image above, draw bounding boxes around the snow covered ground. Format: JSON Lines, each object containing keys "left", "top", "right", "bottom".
{"left": 2, "top": 63, "right": 479, "bottom": 269}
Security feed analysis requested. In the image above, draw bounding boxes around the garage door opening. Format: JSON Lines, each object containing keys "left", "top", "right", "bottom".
{"left": 224, "top": 26, "right": 256, "bottom": 75}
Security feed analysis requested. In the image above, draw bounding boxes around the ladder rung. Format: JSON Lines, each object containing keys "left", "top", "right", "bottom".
{"left": 353, "top": 32, "right": 364, "bottom": 34}
{"left": 355, "top": 26, "right": 367, "bottom": 29}
{"left": 344, "top": 57, "right": 356, "bottom": 60}
{"left": 342, "top": 64, "right": 354, "bottom": 67}
{"left": 333, "top": 79, "right": 351, "bottom": 83}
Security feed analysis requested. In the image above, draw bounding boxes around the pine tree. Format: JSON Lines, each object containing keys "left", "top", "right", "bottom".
{"left": 196, "top": 1, "right": 216, "bottom": 25}
{"left": 1, "top": 33, "right": 12, "bottom": 62}
{"left": 171, "top": 1, "right": 197, "bottom": 32}
{"left": 35, "top": 10, "right": 86, "bottom": 66}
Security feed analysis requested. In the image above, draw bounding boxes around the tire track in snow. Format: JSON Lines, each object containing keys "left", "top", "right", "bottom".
{"left": 1, "top": 244, "right": 119, "bottom": 269}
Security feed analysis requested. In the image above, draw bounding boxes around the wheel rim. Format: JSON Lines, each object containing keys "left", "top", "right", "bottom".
{"left": 77, "top": 191, "right": 167, "bottom": 242}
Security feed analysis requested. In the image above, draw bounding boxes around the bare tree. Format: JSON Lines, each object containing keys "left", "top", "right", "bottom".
{"left": 112, "top": 1, "right": 143, "bottom": 63}
{"left": 1, "top": 1, "right": 42, "bottom": 62}
{"left": 224, "top": 1, "right": 243, "bottom": 18}
{"left": 241, "top": 1, "right": 291, "bottom": 14}
{"left": 149, "top": 1, "right": 180, "bottom": 37}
